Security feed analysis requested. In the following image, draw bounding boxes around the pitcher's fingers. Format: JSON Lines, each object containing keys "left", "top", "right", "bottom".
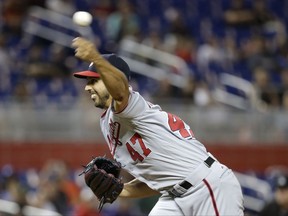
{"left": 71, "top": 37, "right": 82, "bottom": 48}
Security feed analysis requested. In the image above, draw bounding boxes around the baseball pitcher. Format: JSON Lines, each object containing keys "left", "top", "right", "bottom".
{"left": 72, "top": 37, "right": 244, "bottom": 216}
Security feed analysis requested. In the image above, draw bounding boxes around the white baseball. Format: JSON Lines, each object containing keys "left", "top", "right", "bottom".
{"left": 72, "top": 11, "right": 93, "bottom": 26}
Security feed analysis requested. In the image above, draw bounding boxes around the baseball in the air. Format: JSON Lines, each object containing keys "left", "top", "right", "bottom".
{"left": 72, "top": 11, "right": 93, "bottom": 26}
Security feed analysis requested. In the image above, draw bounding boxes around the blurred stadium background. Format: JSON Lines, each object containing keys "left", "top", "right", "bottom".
{"left": 0, "top": 0, "right": 288, "bottom": 215}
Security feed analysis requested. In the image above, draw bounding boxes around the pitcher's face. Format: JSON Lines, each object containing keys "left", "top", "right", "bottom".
{"left": 85, "top": 78, "right": 112, "bottom": 109}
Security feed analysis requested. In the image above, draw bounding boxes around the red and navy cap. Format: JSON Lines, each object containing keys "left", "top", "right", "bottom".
{"left": 73, "top": 54, "right": 131, "bottom": 80}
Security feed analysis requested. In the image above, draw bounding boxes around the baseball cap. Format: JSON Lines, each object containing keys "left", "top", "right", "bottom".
{"left": 276, "top": 174, "right": 288, "bottom": 189}
{"left": 73, "top": 54, "right": 131, "bottom": 80}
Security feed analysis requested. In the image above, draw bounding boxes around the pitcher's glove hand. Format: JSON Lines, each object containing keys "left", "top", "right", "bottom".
{"left": 79, "top": 156, "right": 124, "bottom": 211}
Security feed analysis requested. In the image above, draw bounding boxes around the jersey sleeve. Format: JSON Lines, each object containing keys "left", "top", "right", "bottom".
{"left": 115, "top": 89, "right": 148, "bottom": 118}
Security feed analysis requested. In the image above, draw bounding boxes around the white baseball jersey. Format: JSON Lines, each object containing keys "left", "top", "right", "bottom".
{"left": 100, "top": 88, "right": 211, "bottom": 191}
{"left": 100, "top": 88, "right": 244, "bottom": 215}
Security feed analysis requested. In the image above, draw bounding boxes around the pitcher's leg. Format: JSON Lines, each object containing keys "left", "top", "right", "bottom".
{"left": 204, "top": 168, "right": 244, "bottom": 216}
{"left": 218, "top": 169, "right": 244, "bottom": 215}
{"left": 185, "top": 166, "right": 244, "bottom": 216}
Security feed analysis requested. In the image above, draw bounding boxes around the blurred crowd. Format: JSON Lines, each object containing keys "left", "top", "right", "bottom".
{"left": 0, "top": 0, "right": 288, "bottom": 110}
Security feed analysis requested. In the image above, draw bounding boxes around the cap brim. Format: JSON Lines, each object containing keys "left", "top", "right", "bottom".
{"left": 73, "top": 71, "right": 101, "bottom": 79}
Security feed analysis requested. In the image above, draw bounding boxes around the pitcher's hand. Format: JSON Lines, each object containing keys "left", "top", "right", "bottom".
{"left": 72, "top": 37, "right": 101, "bottom": 62}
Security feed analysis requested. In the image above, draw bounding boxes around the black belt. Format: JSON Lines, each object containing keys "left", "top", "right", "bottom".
{"left": 169, "top": 156, "right": 215, "bottom": 197}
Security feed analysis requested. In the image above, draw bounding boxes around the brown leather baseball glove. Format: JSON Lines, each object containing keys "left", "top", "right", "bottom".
{"left": 80, "top": 156, "right": 124, "bottom": 211}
